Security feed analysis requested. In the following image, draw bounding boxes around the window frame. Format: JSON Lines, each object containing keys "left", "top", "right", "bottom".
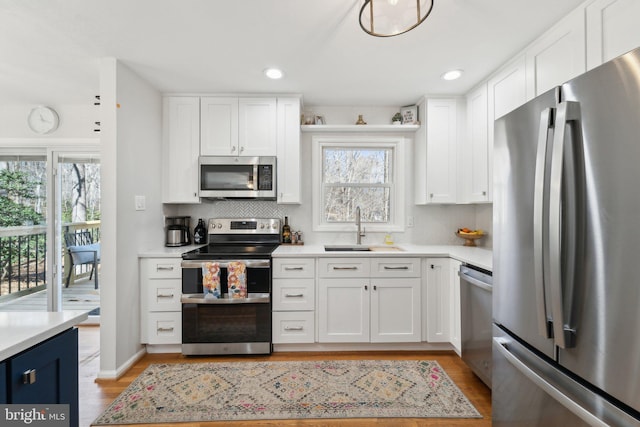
{"left": 311, "top": 136, "right": 406, "bottom": 232}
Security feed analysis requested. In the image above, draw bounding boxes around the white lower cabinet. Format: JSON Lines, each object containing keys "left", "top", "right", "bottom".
{"left": 424, "top": 258, "right": 451, "bottom": 343}
{"left": 140, "top": 257, "right": 182, "bottom": 345}
{"left": 272, "top": 258, "right": 316, "bottom": 344}
{"left": 318, "top": 258, "right": 421, "bottom": 343}
{"left": 449, "top": 259, "right": 463, "bottom": 355}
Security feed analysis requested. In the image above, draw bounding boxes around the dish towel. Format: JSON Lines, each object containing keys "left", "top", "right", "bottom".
{"left": 202, "top": 262, "right": 220, "bottom": 298}
{"left": 227, "top": 261, "right": 247, "bottom": 298}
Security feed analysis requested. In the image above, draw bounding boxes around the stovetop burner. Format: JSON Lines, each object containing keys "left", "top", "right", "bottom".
{"left": 181, "top": 218, "right": 281, "bottom": 260}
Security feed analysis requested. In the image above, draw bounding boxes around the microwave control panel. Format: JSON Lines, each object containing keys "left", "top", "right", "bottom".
{"left": 257, "top": 165, "right": 273, "bottom": 190}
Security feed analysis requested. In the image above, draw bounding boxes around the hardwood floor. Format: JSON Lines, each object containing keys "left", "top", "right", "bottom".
{"left": 78, "top": 326, "right": 491, "bottom": 427}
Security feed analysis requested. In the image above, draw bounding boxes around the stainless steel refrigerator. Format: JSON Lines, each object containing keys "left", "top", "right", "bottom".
{"left": 493, "top": 46, "right": 640, "bottom": 426}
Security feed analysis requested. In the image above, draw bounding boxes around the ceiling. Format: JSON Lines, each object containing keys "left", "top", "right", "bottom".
{"left": 0, "top": 0, "right": 585, "bottom": 108}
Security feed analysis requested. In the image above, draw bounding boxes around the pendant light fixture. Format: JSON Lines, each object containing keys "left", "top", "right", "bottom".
{"left": 359, "top": 0, "right": 434, "bottom": 37}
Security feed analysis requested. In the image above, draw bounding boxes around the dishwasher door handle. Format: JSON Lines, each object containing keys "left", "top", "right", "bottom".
{"left": 458, "top": 270, "right": 493, "bottom": 292}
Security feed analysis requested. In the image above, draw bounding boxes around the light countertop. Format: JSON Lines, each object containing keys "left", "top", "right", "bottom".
{"left": 0, "top": 311, "right": 88, "bottom": 361}
{"left": 273, "top": 244, "right": 492, "bottom": 271}
{"left": 138, "top": 244, "right": 205, "bottom": 258}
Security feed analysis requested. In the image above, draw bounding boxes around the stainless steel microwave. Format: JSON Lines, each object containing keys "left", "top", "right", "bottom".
{"left": 199, "top": 156, "right": 276, "bottom": 200}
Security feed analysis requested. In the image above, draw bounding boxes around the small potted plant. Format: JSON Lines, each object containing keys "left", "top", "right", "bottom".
{"left": 392, "top": 112, "right": 402, "bottom": 124}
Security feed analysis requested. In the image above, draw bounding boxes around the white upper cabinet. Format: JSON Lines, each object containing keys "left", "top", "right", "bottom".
{"left": 415, "top": 98, "right": 458, "bottom": 205}
{"left": 586, "top": 0, "right": 640, "bottom": 70}
{"left": 162, "top": 96, "right": 200, "bottom": 203}
{"left": 462, "top": 83, "right": 490, "bottom": 203}
{"left": 200, "top": 97, "right": 277, "bottom": 156}
{"left": 487, "top": 55, "right": 527, "bottom": 121}
{"left": 200, "top": 97, "right": 238, "bottom": 156}
{"left": 238, "top": 97, "right": 277, "bottom": 156}
{"left": 525, "top": 6, "right": 586, "bottom": 99}
{"left": 276, "top": 97, "right": 301, "bottom": 204}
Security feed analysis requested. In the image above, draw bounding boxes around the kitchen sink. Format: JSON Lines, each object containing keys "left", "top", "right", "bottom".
{"left": 324, "top": 245, "right": 370, "bottom": 252}
{"left": 323, "top": 245, "right": 405, "bottom": 252}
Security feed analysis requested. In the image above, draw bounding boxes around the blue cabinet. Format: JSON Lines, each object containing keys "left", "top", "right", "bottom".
{"left": 0, "top": 361, "right": 6, "bottom": 403}
{"left": 3, "top": 328, "right": 79, "bottom": 426}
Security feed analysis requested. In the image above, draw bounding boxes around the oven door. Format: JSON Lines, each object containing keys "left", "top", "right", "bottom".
{"left": 181, "top": 259, "right": 272, "bottom": 355}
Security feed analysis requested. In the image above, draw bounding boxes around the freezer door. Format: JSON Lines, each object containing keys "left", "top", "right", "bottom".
{"left": 493, "top": 326, "right": 639, "bottom": 427}
{"left": 493, "top": 89, "right": 557, "bottom": 359}
{"left": 556, "top": 46, "right": 640, "bottom": 413}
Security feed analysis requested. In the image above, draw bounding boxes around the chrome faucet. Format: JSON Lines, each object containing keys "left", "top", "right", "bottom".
{"left": 355, "top": 206, "right": 365, "bottom": 245}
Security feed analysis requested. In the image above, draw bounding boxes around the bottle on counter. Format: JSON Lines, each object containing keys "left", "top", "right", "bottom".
{"left": 193, "top": 218, "right": 207, "bottom": 244}
{"left": 282, "top": 216, "right": 292, "bottom": 243}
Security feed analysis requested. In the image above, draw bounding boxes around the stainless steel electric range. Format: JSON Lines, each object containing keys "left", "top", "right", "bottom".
{"left": 180, "top": 218, "right": 280, "bottom": 356}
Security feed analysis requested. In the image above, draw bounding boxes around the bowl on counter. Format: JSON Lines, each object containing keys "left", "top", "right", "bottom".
{"left": 455, "top": 231, "right": 485, "bottom": 247}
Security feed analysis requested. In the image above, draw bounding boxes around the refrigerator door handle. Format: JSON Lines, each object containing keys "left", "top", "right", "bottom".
{"left": 548, "top": 101, "right": 581, "bottom": 348}
{"left": 493, "top": 337, "right": 609, "bottom": 427}
{"left": 533, "top": 107, "right": 554, "bottom": 339}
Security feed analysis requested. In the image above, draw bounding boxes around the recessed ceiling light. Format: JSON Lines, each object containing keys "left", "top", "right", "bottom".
{"left": 264, "top": 68, "right": 284, "bottom": 79}
{"left": 442, "top": 69, "right": 463, "bottom": 81}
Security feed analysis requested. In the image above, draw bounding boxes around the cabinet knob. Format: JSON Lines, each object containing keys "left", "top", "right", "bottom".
{"left": 373, "top": 285, "right": 377, "bottom": 291}
{"left": 22, "top": 369, "right": 37, "bottom": 385}
{"left": 240, "top": 146, "right": 245, "bottom": 153}
{"left": 231, "top": 146, "right": 236, "bottom": 152}
{"left": 430, "top": 193, "right": 434, "bottom": 198}
{"left": 364, "top": 285, "right": 368, "bottom": 290}
{"left": 482, "top": 191, "right": 487, "bottom": 196}
{"left": 430, "top": 264, "right": 435, "bottom": 269}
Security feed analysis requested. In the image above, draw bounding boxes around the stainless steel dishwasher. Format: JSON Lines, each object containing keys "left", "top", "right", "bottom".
{"left": 459, "top": 263, "right": 493, "bottom": 388}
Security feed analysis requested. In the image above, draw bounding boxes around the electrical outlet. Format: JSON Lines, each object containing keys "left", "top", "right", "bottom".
{"left": 407, "top": 216, "right": 414, "bottom": 227}
{"left": 135, "top": 195, "right": 146, "bottom": 211}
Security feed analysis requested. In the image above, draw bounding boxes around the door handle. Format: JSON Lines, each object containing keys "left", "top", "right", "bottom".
{"left": 383, "top": 266, "right": 409, "bottom": 270}
{"left": 548, "top": 101, "right": 581, "bottom": 349}
{"left": 22, "top": 369, "right": 36, "bottom": 384}
{"left": 285, "top": 293, "right": 304, "bottom": 298}
{"left": 533, "top": 107, "right": 554, "bottom": 339}
{"left": 284, "top": 267, "right": 304, "bottom": 271}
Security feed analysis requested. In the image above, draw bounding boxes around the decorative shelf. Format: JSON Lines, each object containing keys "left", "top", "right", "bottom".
{"left": 300, "top": 124, "right": 420, "bottom": 133}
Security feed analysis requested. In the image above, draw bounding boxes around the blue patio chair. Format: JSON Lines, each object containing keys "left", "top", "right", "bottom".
{"left": 64, "top": 231, "right": 100, "bottom": 289}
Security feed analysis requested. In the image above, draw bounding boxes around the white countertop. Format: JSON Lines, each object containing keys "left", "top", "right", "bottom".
{"left": 138, "top": 244, "right": 205, "bottom": 258}
{"left": 273, "top": 244, "right": 492, "bottom": 271}
{"left": 0, "top": 311, "right": 88, "bottom": 361}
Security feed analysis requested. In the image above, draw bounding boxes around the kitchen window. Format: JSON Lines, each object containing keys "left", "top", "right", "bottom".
{"left": 312, "top": 136, "right": 405, "bottom": 232}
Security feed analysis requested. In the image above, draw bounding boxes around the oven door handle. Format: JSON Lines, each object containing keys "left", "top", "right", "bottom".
{"left": 181, "top": 260, "right": 271, "bottom": 269}
{"left": 181, "top": 293, "right": 271, "bottom": 304}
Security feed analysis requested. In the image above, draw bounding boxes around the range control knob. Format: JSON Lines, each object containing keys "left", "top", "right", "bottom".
{"left": 272, "top": 223, "right": 278, "bottom": 230}
{"left": 216, "top": 223, "right": 223, "bottom": 229}
{"left": 260, "top": 223, "right": 265, "bottom": 229}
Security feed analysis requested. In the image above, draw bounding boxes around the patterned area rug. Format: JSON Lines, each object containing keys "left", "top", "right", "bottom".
{"left": 92, "top": 360, "right": 481, "bottom": 425}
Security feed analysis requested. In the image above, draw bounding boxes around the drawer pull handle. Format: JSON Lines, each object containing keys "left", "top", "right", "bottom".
{"left": 284, "top": 326, "right": 304, "bottom": 331}
{"left": 156, "top": 266, "right": 174, "bottom": 271}
{"left": 383, "top": 266, "right": 409, "bottom": 270}
{"left": 157, "top": 327, "right": 174, "bottom": 332}
{"left": 333, "top": 266, "right": 358, "bottom": 270}
{"left": 285, "top": 293, "right": 304, "bottom": 298}
{"left": 157, "top": 293, "right": 174, "bottom": 298}
{"left": 22, "top": 369, "right": 36, "bottom": 385}
{"left": 284, "top": 267, "right": 304, "bottom": 271}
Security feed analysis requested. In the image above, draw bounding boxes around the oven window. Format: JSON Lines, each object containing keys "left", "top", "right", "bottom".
{"left": 182, "top": 303, "right": 271, "bottom": 343}
{"left": 201, "top": 164, "right": 254, "bottom": 190}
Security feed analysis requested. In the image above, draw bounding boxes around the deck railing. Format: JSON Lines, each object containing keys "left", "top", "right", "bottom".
{"left": 0, "top": 221, "right": 101, "bottom": 300}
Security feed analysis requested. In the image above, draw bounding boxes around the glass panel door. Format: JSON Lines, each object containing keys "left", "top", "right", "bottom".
{"left": 0, "top": 154, "right": 48, "bottom": 310}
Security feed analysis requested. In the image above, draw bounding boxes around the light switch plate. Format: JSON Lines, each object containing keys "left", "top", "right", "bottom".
{"left": 135, "top": 195, "right": 146, "bottom": 211}
{"left": 407, "top": 216, "right": 414, "bottom": 227}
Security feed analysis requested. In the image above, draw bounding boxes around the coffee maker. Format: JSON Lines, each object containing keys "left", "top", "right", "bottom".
{"left": 165, "top": 216, "right": 191, "bottom": 247}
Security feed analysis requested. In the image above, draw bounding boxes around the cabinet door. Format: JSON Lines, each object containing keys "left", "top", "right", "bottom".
{"left": 425, "top": 258, "right": 451, "bottom": 342}
{"left": 276, "top": 97, "right": 301, "bottom": 204}
{"left": 238, "top": 98, "right": 277, "bottom": 156}
{"left": 449, "top": 259, "right": 463, "bottom": 355}
{"left": 9, "top": 328, "right": 78, "bottom": 426}
{"left": 0, "top": 361, "right": 6, "bottom": 404}
{"left": 425, "top": 99, "right": 457, "bottom": 204}
{"left": 318, "top": 278, "right": 369, "bottom": 343}
{"left": 370, "top": 278, "right": 421, "bottom": 343}
{"left": 525, "top": 7, "right": 586, "bottom": 99}
{"left": 200, "top": 97, "right": 239, "bottom": 155}
{"left": 162, "top": 97, "right": 200, "bottom": 203}
{"left": 586, "top": 0, "right": 640, "bottom": 70}
{"left": 488, "top": 55, "right": 527, "bottom": 121}
{"left": 463, "top": 84, "right": 490, "bottom": 203}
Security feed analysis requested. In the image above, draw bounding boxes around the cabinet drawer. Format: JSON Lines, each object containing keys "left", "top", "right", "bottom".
{"left": 273, "top": 258, "right": 315, "bottom": 278}
{"left": 273, "top": 279, "right": 315, "bottom": 311}
{"left": 145, "top": 258, "right": 182, "bottom": 279}
{"left": 318, "top": 258, "right": 370, "bottom": 278}
{"left": 272, "top": 311, "right": 315, "bottom": 344}
{"left": 147, "top": 279, "right": 182, "bottom": 311}
{"left": 371, "top": 258, "right": 421, "bottom": 277}
{"left": 146, "top": 312, "right": 182, "bottom": 344}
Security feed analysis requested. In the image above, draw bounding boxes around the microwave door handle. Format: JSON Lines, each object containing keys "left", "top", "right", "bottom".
{"left": 253, "top": 164, "right": 259, "bottom": 190}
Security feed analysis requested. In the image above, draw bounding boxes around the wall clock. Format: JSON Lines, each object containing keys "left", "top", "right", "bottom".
{"left": 27, "top": 106, "right": 60, "bottom": 134}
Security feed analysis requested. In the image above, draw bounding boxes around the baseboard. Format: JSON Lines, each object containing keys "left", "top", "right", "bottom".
{"left": 273, "top": 342, "right": 454, "bottom": 353}
{"left": 97, "top": 347, "right": 147, "bottom": 380}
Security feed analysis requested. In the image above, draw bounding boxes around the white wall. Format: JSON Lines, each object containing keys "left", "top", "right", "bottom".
{"left": 0, "top": 105, "right": 97, "bottom": 138}
{"left": 175, "top": 104, "right": 486, "bottom": 247}
{"left": 99, "top": 58, "right": 164, "bottom": 378}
